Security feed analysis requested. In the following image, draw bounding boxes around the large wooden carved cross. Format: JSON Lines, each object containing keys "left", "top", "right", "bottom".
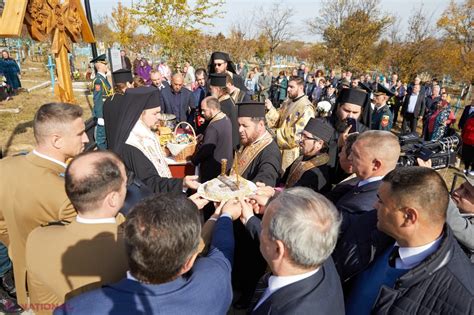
{"left": 0, "top": 0, "right": 95, "bottom": 104}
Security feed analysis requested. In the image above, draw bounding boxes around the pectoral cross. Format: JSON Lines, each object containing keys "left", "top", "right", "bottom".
{"left": 0, "top": 0, "right": 95, "bottom": 104}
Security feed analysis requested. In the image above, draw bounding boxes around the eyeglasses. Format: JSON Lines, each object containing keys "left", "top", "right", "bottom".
{"left": 214, "top": 63, "right": 224, "bottom": 67}
{"left": 299, "top": 134, "right": 321, "bottom": 142}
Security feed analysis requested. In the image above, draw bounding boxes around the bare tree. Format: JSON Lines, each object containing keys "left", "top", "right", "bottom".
{"left": 257, "top": 2, "right": 292, "bottom": 67}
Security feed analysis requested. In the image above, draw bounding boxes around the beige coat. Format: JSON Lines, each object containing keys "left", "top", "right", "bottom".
{"left": 0, "top": 153, "right": 76, "bottom": 306}
{"left": 26, "top": 219, "right": 128, "bottom": 314}
{"left": 266, "top": 95, "right": 315, "bottom": 171}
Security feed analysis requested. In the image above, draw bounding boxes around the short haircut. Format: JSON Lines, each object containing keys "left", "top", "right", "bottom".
{"left": 344, "top": 133, "right": 359, "bottom": 157}
{"left": 65, "top": 151, "right": 124, "bottom": 213}
{"left": 125, "top": 194, "right": 201, "bottom": 284}
{"left": 289, "top": 76, "right": 305, "bottom": 87}
{"left": 195, "top": 68, "right": 207, "bottom": 78}
{"left": 33, "top": 103, "right": 83, "bottom": 144}
{"left": 356, "top": 131, "right": 400, "bottom": 169}
{"left": 382, "top": 167, "right": 448, "bottom": 224}
{"left": 267, "top": 187, "right": 341, "bottom": 268}
{"left": 204, "top": 96, "right": 221, "bottom": 110}
{"left": 150, "top": 70, "right": 161, "bottom": 77}
{"left": 250, "top": 117, "right": 265, "bottom": 123}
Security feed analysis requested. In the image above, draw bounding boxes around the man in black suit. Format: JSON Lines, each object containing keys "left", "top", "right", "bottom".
{"left": 401, "top": 83, "right": 425, "bottom": 135}
{"left": 235, "top": 187, "right": 344, "bottom": 314}
{"left": 335, "top": 131, "right": 400, "bottom": 215}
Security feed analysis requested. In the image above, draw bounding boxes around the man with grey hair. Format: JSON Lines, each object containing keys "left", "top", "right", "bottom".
{"left": 236, "top": 187, "right": 344, "bottom": 314}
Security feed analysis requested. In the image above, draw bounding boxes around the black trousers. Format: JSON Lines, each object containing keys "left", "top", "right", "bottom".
{"left": 462, "top": 144, "right": 474, "bottom": 171}
{"left": 402, "top": 112, "right": 418, "bottom": 135}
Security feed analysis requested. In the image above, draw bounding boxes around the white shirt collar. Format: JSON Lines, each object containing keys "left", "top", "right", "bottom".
{"left": 126, "top": 271, "right": 140, "bottom": 282}
{"left": 76, "top": 215, "right": 116, "bottom": 224}
{"left": 254, "top": 268, "right": 319, "bottom": 310}
{"left": 395, "top": 236, "right": 442, "bottom": 269}
{"left": 357, "top": 176, "right": 384, "bottom": 187}
{"left": 32, "top": 150, "right": 67, "bottom": 169}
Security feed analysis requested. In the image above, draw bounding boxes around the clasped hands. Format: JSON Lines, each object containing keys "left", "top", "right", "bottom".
{"left": 189, "top": 182, "right": 277, "bottom": 224}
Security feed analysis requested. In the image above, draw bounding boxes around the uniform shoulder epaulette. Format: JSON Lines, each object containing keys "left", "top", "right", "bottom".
{"left": 41, "top": 220, "right": 71, "bottom": 227}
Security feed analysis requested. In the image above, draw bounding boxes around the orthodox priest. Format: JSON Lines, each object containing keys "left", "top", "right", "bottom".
{"left": 281, "top": 117, "right": 333, "bottom": 193}
{"left": 104, "top": 69, "right": 133, "bottom": 151}
{"left": 265, "top": 76, "right": 315, "bottom": 171}
{"left": 231, "top": 102, "right": 281, "bottom": 310}
{"left": 234, "top": 101, "right": 281, "bottom": 186}
{"left": 208, "top": 51, "right": 247, "bottom": 93}
{"left": 209, "top": 73, "right": 239, "bottom": 149}
{"left": 326, "top": 87, "right": 370, "bottom": 183}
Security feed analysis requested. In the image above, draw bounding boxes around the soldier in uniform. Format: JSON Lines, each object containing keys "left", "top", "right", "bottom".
{"left": 265, "top": 76, "right": 316, "bottom": 172}
{"left": 371, "top": 83, "right": 394, "bottom": 131}
{"left": 0, "top": 103, "right": 88, "bottom": 308}
{"left": 281, "top": 117, "right": 334, "bottom": 193}
{"left": 25, "top": 151, "right": 128, "bottom": 313}
{"left": 91, "top": 54, "right": 112, "bottom": 150}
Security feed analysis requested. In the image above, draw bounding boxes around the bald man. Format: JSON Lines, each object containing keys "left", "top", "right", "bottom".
{"left": 334, "top": 131, "right": 400, "bottom": 214}
{"left": 25, "top": 151, "right": 128, "bottom": 313}
{"left": 161, "top": 73, "right": 196, "bottom": 123}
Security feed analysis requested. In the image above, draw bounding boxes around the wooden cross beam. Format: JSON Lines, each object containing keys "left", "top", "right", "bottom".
{"left": 0, "top": 0, "right": 96, "bottom": 104}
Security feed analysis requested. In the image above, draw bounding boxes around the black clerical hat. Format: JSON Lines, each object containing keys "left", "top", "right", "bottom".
{"left": 358, "top": 82, "right": 373, "bottom": 94}
{"left": 373, "top": 83, "right": 395, "bottom": 97}
{"left": 90, "top": 54, "right": 107, "bottom": 64}
{"left": 303, "top": 118, "right": 334, "bottom": 144}
{"left": 237, "top": 101, "right": 266, "bottom": 118}
{"left": 112, "top": 69, "right": 133, "bottom": 84}
{"left": 209, "top": 73, "right": 227, "bottom": 87}
{"left": 338, "top": 88, "right": 367, "bottom": 107}
{"left": 211, "top": 51, "right": 231, "bottom": 62}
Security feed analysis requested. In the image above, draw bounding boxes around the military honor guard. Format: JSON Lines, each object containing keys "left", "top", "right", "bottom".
{"left": 281, "top": 118, "right": 334, "bottom": 193}
{"left": 265, "top": 76, "right": 315, "bottom": 171}
{"left": 91, "top": 54, "right": 112, "bottom": 150}
{"left": 371, "top": 83, "right": 394, "bottom": 131}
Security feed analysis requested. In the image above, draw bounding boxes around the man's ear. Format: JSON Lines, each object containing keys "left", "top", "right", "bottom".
{"left": 373, "top": 158, "right": 382, "bottom": 171}
{"left": 180, "top": 252, "right": 199, "bottom": 276}
{"left": 401, "top": 207, "right": 418, "bottom": 227}
{"left": 51, "top": 133, "right": 63, "bottom": 149}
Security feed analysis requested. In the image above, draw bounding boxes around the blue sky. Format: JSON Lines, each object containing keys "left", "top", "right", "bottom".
{"left": 87, "top": 0, "right": 458, "bottom": 42}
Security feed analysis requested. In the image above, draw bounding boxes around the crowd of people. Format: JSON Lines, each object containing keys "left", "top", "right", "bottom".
{"left": 0, "top": 49, "right": 472, "bottom": 314}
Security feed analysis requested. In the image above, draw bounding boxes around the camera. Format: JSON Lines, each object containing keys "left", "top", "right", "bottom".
{"left": 398, "top": 132, "right": 460, "bottom": 170}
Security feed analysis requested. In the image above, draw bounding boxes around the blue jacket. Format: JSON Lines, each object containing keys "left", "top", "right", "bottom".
{"left": 161, "top": 87, "right": 195, "bottom": 123}
{"left": 54, "top": 217, "right": 235, "bottom": 315}
{"left": 335, "top": 180, "right": 381, "bottom": 214}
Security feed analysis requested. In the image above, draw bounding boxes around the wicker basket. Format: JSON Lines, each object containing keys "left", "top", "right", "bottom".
{"left": 167, "top": 122, "right": 197, "bottom": 162}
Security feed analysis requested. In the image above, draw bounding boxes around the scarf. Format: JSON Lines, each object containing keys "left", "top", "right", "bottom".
{"left": 126, "top": 119, "right": 172, "bottom": 178}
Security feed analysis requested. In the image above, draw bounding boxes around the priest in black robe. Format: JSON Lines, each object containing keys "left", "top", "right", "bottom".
{"left": 281, "top": 117, "right": 334, "bottom": 194}
{"left": 231, "top": 101, "right": 282, "bottom": 310}
{"left": 104, "top": 69, "right": 133, "bottom": 151}
{"left": 326, "top": 87, "right": 370, "bottom": 183}
{"left": 207, "top": 51, "right": 248, "bottom": 93}
{"left": 191, "top": 96, "right": 233, "bottom": 184}
{"left": 109, "top": 87, "right": 199, "bottom": 193}
{"left": 209, "top": 73, "right": 239, "bottom": 149}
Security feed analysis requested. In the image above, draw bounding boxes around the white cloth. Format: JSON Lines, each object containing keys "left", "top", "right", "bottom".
{"left": 357, "top": 176, "right": 384, "bottom": 187}
{"left": 395, "top": 237, "right": 442, "bottom": 269}
{"left": 407, "top": 93, "right": 419, "bottom": 113}
{"left": 469, "top": 107, "right": 474, "bottom": 115}
{"left": 254, "top": 269, "right": 319, "bottom": 310}
{"left": 126, "top": 119, "right": 172, "bottom": 178}
{"left": 76, "top": 216, "right": 116, "bottom": 224}
{"left": 32, "top": 150, "right": 67, "bottom": 169}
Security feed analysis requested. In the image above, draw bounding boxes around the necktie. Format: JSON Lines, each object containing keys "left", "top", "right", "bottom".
{"left": 388, "top": 245, "right": 400, "bottom": 268}
{"left": 248, "top": 272, "right": 271, "bottom": 312}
